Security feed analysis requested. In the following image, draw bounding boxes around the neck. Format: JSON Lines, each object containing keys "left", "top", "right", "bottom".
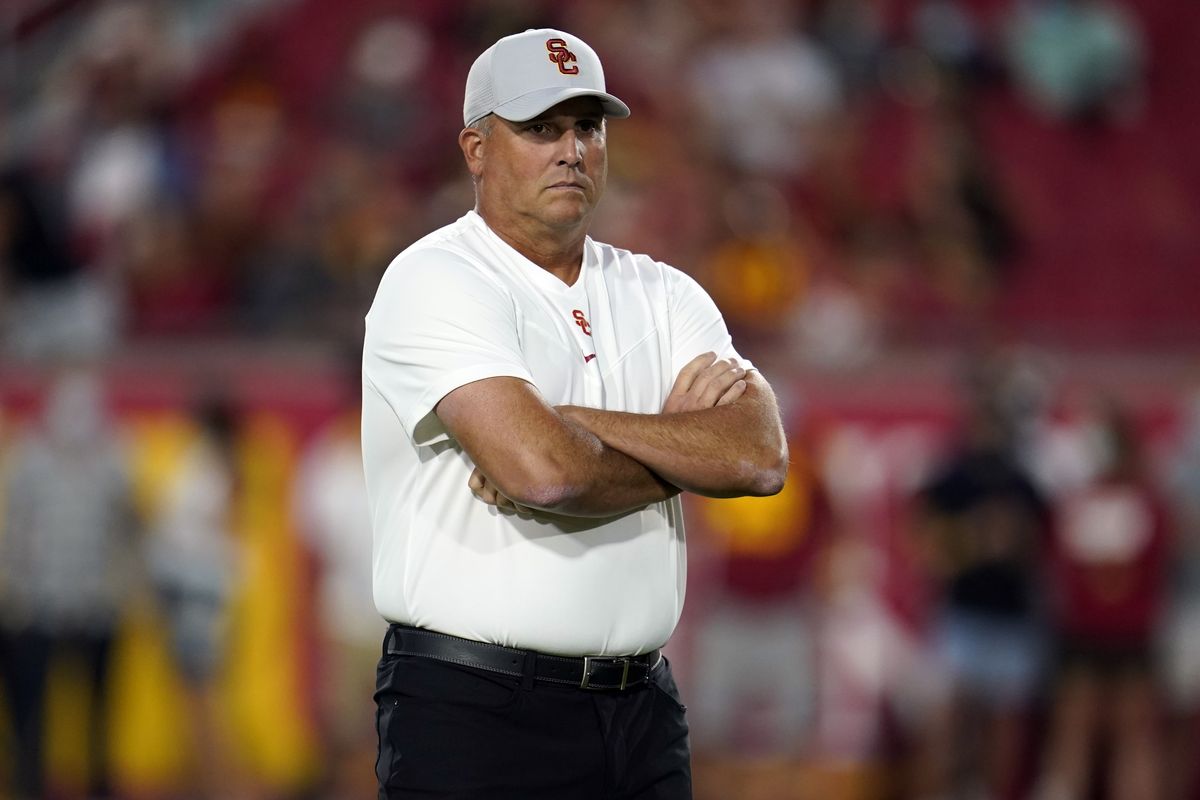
{"left": 477, "top": 207, "right": 587, "bottom": 285}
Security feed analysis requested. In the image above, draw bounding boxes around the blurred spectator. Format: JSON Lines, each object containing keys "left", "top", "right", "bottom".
{"left": 146, "top": 391, "right": 245, "bottom": 799}
{"left": 811, "top": 522, "right": 945, "bottom": 796}
{"left": 297, "top": 142, "right": 416, "bottom": 340}
{"left": 806, "top": 415, "right": 949, "bottom": 797}
{"left": 902, "top": 95, "right": 1020, "bottom": 313}
{"left": 57, "top": 2, "right": 186, "bottom": 244}
{"left": 0, "top": 368, "right": 140, "bottom": 799}
{"left": 699, "top": 178, "right": 815, "bottom": 355}
{"left": 687, "top": 0, "right": 843, "bottom": 179}
{"left": 117, "top": 201, "right": 231, "bottom": 336}
{"left": 909, "top": 359, "right": 1050, "bottom": 800}
{"left": 329, "top": 15, "right": 434, "bottom": 156}
{"left": 54, "top": 1, "right": 191, "bottom": 339}
{"left": 292, "top": 355, "right": 381, "bottom": 798}
{"left": 1036, "top": 396, "right": 1169, "bottom": 800}
{"left": 687, "top": 442, "right": 829, "bottom": 797}
{"left": 11, "top": 1, "right": 194, "bottom": 347}
{"left": 1162, "top": 388, "right": 1200, "bottom": 800}
{"left": 186, "top": 73, "right": 290, "bottom": 334}
{"left": 789, "top": 223, "right": 890, "bottom": 368}
{"left": 1003, "top": 0, "right": 1145, "bottom": 127}
{"left": 0, "top": 166, "right": 116, "bottom": 359}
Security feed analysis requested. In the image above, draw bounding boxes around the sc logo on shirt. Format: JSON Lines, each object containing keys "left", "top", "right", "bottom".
{"left": 572, "top": 309, "right": 592, "bottom": 336}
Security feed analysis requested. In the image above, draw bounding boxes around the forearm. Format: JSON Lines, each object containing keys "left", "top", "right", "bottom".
{"left": 437, "top": 376, "right": 679, "bottom": 518}
{"left": 560, "top": 373, "right": 788, "bottom": 498}
{"left": 537, "top": 414, "right": 681, "bottom": 517}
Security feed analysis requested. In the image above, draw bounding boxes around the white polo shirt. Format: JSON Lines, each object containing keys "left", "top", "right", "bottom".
{"left": 362, "top": 211, "right": 745, "bottom": 656}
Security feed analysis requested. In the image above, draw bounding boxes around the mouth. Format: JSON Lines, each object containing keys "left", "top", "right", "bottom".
{"left": 548, "top": 182, "right": 586, "bottom": 192}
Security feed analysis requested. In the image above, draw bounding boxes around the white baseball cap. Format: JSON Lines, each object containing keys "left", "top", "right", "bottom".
{"left": 463, "top": 28, "right": 631, "bottom": 126}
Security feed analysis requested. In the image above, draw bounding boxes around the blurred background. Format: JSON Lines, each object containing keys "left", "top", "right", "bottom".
{"left": 0, "top": 0, "right": 1198, "bottom": 798}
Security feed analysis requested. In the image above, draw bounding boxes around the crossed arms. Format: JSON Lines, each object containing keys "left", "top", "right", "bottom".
{"left": 434, "top": 353, "right": 789, "bottom": 518}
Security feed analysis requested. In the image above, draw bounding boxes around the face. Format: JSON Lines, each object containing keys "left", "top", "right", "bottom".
{"left": 461, "top": 97, "right": 608, "bottom": 235}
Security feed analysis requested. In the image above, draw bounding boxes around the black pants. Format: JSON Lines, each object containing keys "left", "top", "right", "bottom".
{"left": 0, "top": 627, "right": 114, "bottom": 799}
{"left": 0, "top": 628, "right": 50, "bottom": 797}
{"left": 375, "top": 645, "right": 692, "bottom": 799}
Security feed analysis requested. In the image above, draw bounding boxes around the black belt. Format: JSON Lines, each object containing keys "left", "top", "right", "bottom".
{"left": 385, "top": 624, "right": 661, "bottom": 691}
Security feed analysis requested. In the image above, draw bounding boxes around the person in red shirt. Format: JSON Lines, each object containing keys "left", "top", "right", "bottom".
{"left": 1037, "top": 397, "right": 1170, "bottom": 800}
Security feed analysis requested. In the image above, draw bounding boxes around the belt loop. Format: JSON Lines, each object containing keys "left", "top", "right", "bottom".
{"left": 382, "top": 625, "right": 395, "bottom": 659}
{"left": 520, "top": 649, "right": 537, "bottom": 690}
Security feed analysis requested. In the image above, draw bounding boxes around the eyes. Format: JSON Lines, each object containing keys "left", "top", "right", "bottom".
{"left": 523, "top": 118, "right": 603, "bottom": 138}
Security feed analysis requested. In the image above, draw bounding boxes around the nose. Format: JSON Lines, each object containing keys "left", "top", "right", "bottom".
{"left": 556, "top": 129, "right": 584, "bottom": 168}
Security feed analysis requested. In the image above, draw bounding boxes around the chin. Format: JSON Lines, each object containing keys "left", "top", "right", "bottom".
{"left": 543, "top": 201, "right": 593, "bottom": 227}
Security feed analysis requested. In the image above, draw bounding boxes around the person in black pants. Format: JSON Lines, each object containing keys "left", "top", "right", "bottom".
{"left": 0, "top": 371, "right": 138, "bottom": 799}
{"left": 360, "top": 27, "right": 789, "bottom": 800}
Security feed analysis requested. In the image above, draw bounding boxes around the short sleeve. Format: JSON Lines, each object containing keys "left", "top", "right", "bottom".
{"left": 665, "top": 266, "right": 750, "bottom": 377}
{"left": 363, "top": 249, "right": 533, "bottom": 446}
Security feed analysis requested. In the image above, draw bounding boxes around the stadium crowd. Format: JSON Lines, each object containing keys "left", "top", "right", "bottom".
{"left": 2, "top": 0, "right": 1161, "bottom": 361}
{"left": 1, "top": 0, "right": 1197, "bottom": 799}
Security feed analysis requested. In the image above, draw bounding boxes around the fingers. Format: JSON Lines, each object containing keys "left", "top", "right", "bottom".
{"left": 469, "top": 468, "right": 496, "bottom": 504}
{"left": 468, "top": 467, "right": 529, "bottom": 514}
{"left": 717, "top": 378, "right": 747, "bottom": 406}
{"left": 665, "top": 355, "right": 745, "bottom": 412}
{"left": 676, "top": 352, "right": 718, "bottom": 391}
{"left": 663, "top": 352, "right": 717, "bottom": 413}
{"left": 692, "top": 359, "right": 745, "bottom": 408}
{"left": 469, "top": 466, "right": 501, "bottom": 505}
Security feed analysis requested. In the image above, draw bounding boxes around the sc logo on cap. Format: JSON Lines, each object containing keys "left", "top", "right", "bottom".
{"left": 546, "top": 39, "right": 579, "bottom": 75}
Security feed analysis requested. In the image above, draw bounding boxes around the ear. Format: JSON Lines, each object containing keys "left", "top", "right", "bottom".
{"left": 459, "top": 127, "right": 485, "bottom": 178}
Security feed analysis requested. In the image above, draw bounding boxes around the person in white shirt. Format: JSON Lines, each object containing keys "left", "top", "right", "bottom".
{"left": 362, "top": 27, "right": 788, "bottom": 799}
{"left": 293, "top": 360, "right": 384, "bottom": 797}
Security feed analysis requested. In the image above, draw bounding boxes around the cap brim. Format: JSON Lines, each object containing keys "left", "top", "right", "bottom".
{"left": 491, "top": 87, "right": 630, "bottom": 122}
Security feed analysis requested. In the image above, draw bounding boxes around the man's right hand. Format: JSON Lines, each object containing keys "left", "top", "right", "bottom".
{"left": 662, "top": 352, "right": 747, "bottom": 413}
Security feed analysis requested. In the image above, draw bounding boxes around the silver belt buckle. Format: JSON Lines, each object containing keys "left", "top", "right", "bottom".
{"left": 580, "top": 655, "right": 631, "bottom": 690}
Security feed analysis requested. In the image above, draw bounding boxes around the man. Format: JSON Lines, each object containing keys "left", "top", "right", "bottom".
{"left": 361, "top": 28, "right": 788, "bottom": 799}
{"left": 0, "top": 369, "right": 139, "bottom": 799}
